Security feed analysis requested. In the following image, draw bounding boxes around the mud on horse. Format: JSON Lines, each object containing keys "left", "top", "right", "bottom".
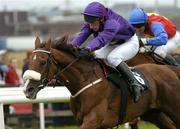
{"left": 23, "top": 36, "right": 180, "bottom": 129}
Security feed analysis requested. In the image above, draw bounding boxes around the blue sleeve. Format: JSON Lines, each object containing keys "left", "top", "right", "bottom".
{"left": 71, "top": 24, "right": 91, "bottom": 46}
{"left": 146, "top": 22, "right": 168, "bottom": 46}
{"left": 87, "top": 20, "right": 120, "bottom": 51}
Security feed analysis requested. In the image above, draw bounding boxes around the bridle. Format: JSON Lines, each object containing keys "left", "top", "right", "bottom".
{"left": 32, "top": 49, "right": 79, "bottom": 88}
{"left": 29, "top": 48, "right": 104, "bottom": 98}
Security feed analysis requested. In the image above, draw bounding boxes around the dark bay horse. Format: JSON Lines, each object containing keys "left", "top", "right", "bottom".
{"left": 126, "top": 52, "right": 180, "bottom": 129}
{"left": 23, "top": 36, "right": 180, "bottom": 129}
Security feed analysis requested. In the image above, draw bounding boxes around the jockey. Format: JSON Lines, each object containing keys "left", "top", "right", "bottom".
{"left": 71, "top": 2, "right": 142, "bottom": 102}
{"left": 129, "top": 8, "right": 180, "bottom": 66}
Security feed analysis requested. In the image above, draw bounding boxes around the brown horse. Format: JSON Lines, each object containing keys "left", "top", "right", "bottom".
{"left": 126, "top": 52, "right": 179, "bottom": 129}
{"left": 23, "top": 36, "right": 180, "bottom": 129}
{"left": 127, "top": 51, "right": 180, "bottom": 67}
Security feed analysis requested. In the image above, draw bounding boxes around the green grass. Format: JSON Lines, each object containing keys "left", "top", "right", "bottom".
{"left": 138, "top": 123, "right": 158, "bottom": 129}
{"left": 39, "top": 122, "right": 158, "bottom": 129}
{"left": 15, "top": 122, "right": 159, "bottom": 129}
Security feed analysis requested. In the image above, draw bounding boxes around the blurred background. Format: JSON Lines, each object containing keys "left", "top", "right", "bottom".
{"left": 1, "top": 0, "right": 180, "bottom": 69}
{"left": 0, "top": 0, "right": 180, "bottom": 129}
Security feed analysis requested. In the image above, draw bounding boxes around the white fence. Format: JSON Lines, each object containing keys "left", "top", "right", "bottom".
{"left": 0, "top": 87, "right": 71, "bottom": 129}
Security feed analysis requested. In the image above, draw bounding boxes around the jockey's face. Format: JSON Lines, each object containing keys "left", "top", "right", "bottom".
{"left": 88, "top": 20, "right": 100, "bottom": 32}
{"left": 134, "top": 26, "right": 146, "bottom": 37}
{"left": 132, "top": 23, "right": 146, "bottom": 37}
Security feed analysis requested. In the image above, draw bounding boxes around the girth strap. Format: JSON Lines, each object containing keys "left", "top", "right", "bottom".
{"left": 108, "top": 73, "right": 128, "bottom": 124}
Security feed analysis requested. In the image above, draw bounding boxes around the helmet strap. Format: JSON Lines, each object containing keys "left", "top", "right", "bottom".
{"left": 99, "top": 21, "right": 104, "bottom": 32}
{"left": 144, "top": 22, "right": 148, "bottom": 31}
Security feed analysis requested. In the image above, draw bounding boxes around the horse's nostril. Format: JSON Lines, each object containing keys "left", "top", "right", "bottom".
{"left": 28, "top": 87, "right": 34, "bottom": 93}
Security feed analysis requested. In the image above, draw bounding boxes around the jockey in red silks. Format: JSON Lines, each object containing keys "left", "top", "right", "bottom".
{"left": 71, "top": 2, "right": 142, "bottom": 102}
{"left": 129, "top": 8, "right": 180, "bottom": 66}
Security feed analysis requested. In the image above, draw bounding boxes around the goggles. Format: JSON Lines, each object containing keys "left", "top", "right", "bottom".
{"left": 132, "top": 23, "right": 145, "bottom": 28}
{"left": 84, "top": 14, "right": 99, "bottom": 23}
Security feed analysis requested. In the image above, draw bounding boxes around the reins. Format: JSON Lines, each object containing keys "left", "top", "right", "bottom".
{"left": 33, "top": 49, "right": 105, "bottom": 98}
{"left": 140, "top": 46, "right": 167, "bottom": 64}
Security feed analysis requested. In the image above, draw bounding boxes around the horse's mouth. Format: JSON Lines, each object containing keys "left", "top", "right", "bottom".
{"left": 24, "top": 84, "right": 43, "bottom": 99}
{"left": 26, "top": 93, "right": 37, "bottom": 99}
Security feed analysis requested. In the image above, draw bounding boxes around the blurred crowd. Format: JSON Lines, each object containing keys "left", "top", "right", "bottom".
{"left": 0, "top": 48, "right": 33, "bottom": 86}
{"left": 0, "top": 48, "right": 70, "bottom": 128}
{"left": 0, "top": 49, "right": 21, "bottom": 86}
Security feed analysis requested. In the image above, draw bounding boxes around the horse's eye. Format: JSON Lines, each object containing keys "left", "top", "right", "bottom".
{"left": 40, "top": 61, "right": 47, "bottom": 66}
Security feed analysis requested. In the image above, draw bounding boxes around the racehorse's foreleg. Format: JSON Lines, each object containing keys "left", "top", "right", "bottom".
{"left": 157, "top": 113, "right": 176, "bottom": 129}
{"left": 80, "top": 112, "right": 102, "bottom": 129}
{"left": 129, "top": 118, "right": 139, "bottom": 129}
{"left": 80, "top": 102, "right": 107, "bottom": 129}
{"left": 80, "top": 113, "right": 98, "bottom": 129}
{"left": 141, "top": 110, "right": 176, "bottom": 129}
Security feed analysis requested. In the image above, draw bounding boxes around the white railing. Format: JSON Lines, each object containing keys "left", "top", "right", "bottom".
{"left": 0, "top": 87, "right": 71, "bottom": 129}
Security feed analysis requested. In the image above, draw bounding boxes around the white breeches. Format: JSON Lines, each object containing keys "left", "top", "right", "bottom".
{"left": 140, "top": 31, "right": 180, "bottom": 58}
{"left": 94, "top": 34, "right": 139, "bottom": 67}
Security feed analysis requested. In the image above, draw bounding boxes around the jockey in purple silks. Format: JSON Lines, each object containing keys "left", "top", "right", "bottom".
{"left": 71, "top": 2, "right": 141, "bottom": 102}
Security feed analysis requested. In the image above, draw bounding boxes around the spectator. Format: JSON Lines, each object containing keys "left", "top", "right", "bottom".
{"left": 4, "top": 58, "right": 21, "bottom": 121}
{"left": 5, "top": 58, "right": 20, "bottom": 86}
{"left": 0, "top": 49, "right": 8, "bottom": 85}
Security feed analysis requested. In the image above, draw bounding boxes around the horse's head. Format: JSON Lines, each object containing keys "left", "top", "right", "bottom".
{"left": 23, "top": 34, "right": 101, "bottom": 99}
{"left": 22, "top": 37, "right": 52, "bottom": 99}
{"left": 23, "top": 35, "right": 74, "bottom": 99}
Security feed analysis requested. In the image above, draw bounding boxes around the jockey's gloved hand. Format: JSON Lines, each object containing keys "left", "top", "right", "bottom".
{"left": 68, "top": 43, "right": 80, "bottom": 53}
{"left": 139, "top": 38, "right": 148, "bottom": 47}
{"left": 68, "top": 43, "right": 79, "bottom": 49}
{"left": 78, "top": 47, "right": 91, "bottom": 57}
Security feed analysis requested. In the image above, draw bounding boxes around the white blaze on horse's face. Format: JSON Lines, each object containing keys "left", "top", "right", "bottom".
{"left": 22, "top": 70, "right": 42, "bottom": 92}
{"left": 33, "top": 54, "right": 37, "bottom": 61}
{"left": 23, "top": 79, "right": 30, "bottom": 92}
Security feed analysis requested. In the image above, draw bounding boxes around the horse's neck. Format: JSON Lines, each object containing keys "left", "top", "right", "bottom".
{"left": 52, "top": 48, "right": 104, "bottom": 96}
{"left": 58, "top": 59, "right": 103, "bottom": 96}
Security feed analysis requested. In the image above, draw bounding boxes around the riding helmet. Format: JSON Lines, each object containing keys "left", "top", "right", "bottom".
{"left": 129, "top": 8, "right": 148, "bottom": 25}
{"left": 82, "top": 2, "right": 107, "bottom": 23}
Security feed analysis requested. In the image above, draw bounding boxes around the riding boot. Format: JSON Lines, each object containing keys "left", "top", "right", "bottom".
{"left": 116, "top": 62, "right": 142, "bottom": 102}
{"left": 164, "top": 55, "right": 180, "bottom": 66}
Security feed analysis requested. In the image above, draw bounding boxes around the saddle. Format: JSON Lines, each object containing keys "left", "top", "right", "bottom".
{"left": 96, "top": 59, "right": 148, "bottom": 91}
{"left": 139, "top": 46, "right": 180, "bottom": 66}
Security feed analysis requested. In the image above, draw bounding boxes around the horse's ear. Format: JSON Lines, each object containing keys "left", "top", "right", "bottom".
{"left": 45, "top": 37, "right": 51, "bottom": 49}
{"left": 61, "top": 34, "right": 69, "bottom": 44}
{"left": 35, "top": 37, "right": 41, "bottom": 49}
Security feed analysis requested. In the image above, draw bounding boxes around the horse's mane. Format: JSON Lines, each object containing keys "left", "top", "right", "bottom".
{"left": 54, "top": 42, "right": 74, "bottom": 55}
{"left": 38, "top": 36, "right": 76, "bottom": 56}
{"left": 51, "top": 36, "right": 94, "bottom": 60}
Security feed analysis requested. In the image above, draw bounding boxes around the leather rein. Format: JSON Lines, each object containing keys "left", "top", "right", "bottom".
{"left": 32, "top": 49, "right": 104, "bottom": 98}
